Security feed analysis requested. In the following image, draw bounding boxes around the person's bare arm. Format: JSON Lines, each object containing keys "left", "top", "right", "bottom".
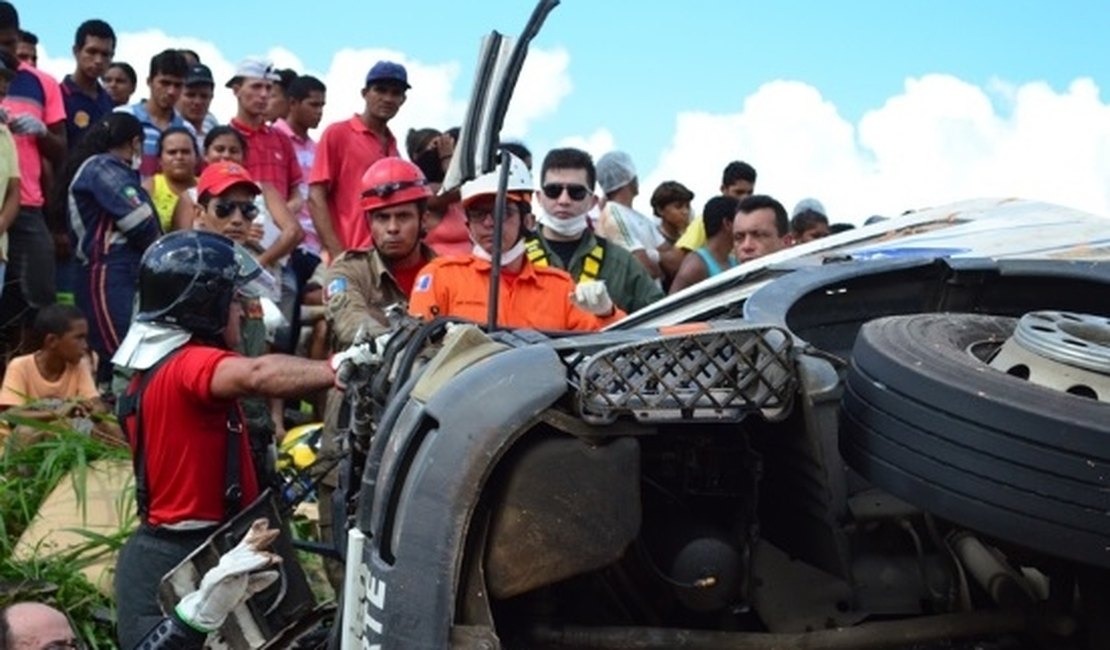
{"left": 257, "top": 184, "right": 304, "bottom": 267}
{"left": 0, "top": 178, "right": 20, "bottom": 236}
{"left": 39, "top": 122, "right": 67, "bottom": 166}
{"left": 308, "top": 183, "right": 342, "bottom": 261}
{"left": 209, "top": 353, "right": 334, "bottom": 401}
{"left": 424, "top": 187, "right": 460, "bottom": 230}
{"left": 667, "top": 253, "right": 708, "bottom": 295}
{"left": 658, "top": 242, "right": 686, "bottom": 280}
{"left": 269, "top": 397, "right": 285, "bottom": 442}
{"left": 631, "top": 249, "right": 662, "bottom": 279}
{"left": 286, "top": 183, "right": 304, "bottom": 217}
{"left": 2, "top": 406, "right": 66, "bottom": 422}
{"left": 172, "top": 192, "right": 196, "bottom": 231}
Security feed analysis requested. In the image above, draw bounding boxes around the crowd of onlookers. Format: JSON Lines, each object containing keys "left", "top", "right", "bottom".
{"left": 0, "top": 3, "right": 859, "bottom": 405}
{"left": 0, "top": 3, "right": 879, "bottom": 645}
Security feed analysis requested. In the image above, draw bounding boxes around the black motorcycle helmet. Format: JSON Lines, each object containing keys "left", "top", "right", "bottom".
{"left": 135, "top": 230, "right": 270, "bottom": 340}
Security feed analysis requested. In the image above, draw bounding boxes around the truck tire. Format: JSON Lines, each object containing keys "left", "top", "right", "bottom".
{"left": 839, "top": 313, "right": 1110, "bottom": 569}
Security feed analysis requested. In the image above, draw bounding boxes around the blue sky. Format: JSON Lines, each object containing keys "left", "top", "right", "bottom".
{"left": 21, "top": 1, "right": 1110, "bottom": 220}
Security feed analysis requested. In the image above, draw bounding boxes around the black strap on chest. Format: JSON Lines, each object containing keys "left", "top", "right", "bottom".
{"left": 117, "top": 349, "right": 244, "bottom": 525}
{"left": 525, "top": 235, "right": 606, "bottom": 282}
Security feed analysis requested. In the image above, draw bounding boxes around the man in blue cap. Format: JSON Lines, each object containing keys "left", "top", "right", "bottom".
{"left": 308, "top": 60, "right": 409, "bottom": 259}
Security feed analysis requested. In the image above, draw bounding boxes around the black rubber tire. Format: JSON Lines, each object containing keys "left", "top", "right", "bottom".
{"left": 840, "top": 313, "right": 1110, "bottom": 569}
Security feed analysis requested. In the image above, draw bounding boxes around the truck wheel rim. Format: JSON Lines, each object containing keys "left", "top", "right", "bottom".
{"left": 988, "top": 310, "right": 1110, "bottom": 401}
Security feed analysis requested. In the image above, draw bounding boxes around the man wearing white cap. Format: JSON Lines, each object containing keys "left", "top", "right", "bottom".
{"left": 595, "top": 150, "right": 664, "bottom": 280}
{"left": 228, "top": 58, "right": 304, "bottom": 209}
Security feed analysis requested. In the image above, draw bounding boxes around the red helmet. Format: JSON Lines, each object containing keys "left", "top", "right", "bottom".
{"left": 359, "top": 158, "right": 433, "bottom": 213}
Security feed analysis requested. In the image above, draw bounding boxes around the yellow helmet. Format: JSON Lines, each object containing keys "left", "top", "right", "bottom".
{"left": 278, "top": 423, "right": 323, "bottom": 472}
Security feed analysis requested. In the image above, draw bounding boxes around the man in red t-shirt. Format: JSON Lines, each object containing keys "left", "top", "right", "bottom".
{"left": 308, "top": 60, "right": 408, "bottom": 259}
{"left": 227, "top": 58, "right": 303, "bottom": 207}
{"left": 110, "top": 229, "right": 375, "bottom": 648}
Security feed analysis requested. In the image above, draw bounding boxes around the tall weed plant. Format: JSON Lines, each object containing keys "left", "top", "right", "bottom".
{"left": 0, "top": 410, "right": 133, "bottom": 648}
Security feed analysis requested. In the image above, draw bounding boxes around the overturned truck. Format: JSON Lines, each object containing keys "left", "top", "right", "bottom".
{"left": 333, "top": 198, "right": 1110, "bottom": 649}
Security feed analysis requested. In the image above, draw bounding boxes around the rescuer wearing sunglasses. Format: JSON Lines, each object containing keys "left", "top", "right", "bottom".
{"left": 528, "top": 147, "right": 663, "bottom": 313}
{"left": 408, "top": 153, "right": 625, "bottom": 331}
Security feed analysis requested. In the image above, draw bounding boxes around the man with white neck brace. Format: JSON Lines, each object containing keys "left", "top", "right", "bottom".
{"left": 527, "top": 148, "right": 663, "bottom": 313}
{"left": 408, "top": 153, "right": 624, "bottom": 331}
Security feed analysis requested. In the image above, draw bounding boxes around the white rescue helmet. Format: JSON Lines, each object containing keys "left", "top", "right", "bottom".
{"left": 460, "top": 153, "right": 533, "bottom": 209}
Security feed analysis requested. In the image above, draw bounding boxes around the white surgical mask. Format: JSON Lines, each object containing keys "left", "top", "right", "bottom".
{"left": 536, "top": 206, "right": 589, "bottom": 238}
{"left": 472, "top": 238, "right": 527, "bottom": 267}
{"left": 131, "top": 149, "right": 142, "bottom": 171}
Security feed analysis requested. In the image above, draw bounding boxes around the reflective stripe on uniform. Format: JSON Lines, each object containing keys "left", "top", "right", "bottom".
{"left": 117, "top": 203, "right": 155, "bottom": 232}
{"left": 524, "top": 236, "right": 605, "bottom": 284}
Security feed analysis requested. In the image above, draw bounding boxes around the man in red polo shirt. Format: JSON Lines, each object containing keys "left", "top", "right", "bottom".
{"left": 308, "top": 60, "right": 408, "bottom": 259}
{"left": 227, "top": 58, "right": 303, "bottom": 209}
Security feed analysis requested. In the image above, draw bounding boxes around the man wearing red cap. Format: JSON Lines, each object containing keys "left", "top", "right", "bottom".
{"left": 308, "top": 60, "right": 408, "bottom": 259}
{"left": 191, "top": 160, "right": 292, "bottom": 488}
{"left": 191, "top": 159, "right": 263, "bottom": 244}
{"left": 324, "top": 157, "right": 436, "bottom": 347}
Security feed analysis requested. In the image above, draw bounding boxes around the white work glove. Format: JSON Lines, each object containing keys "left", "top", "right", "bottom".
{"left": 570, "top": 280, "right": 614, "bottom": 317}
{"left": 174, "top": 518, "right": 282, "bottom": 633}
{"left": 9, "top": 113, "right": 47, "bottom": 136}
{"left": 329, "top": 340, "right": 379, "bottom": 390}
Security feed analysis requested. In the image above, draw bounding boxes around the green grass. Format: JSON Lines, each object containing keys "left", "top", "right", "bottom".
{"left": 0, "top": 411, "right": 132, "bottom": 648}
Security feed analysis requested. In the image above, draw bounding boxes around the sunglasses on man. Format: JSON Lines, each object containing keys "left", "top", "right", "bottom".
{"left": 212, "top": 200, "right": 260, "bottom": 220}
{"left": 541, "top": 183, "right": 590, "bottom": 201}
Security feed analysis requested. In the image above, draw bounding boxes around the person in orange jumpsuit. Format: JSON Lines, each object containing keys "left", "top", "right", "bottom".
{"left": 408, "top": 154, "right": 624, "bottom": 331}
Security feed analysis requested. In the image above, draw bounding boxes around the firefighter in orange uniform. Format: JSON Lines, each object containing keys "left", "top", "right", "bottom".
{"left": 408, "top": 154, "right": 625, "bottom": 331}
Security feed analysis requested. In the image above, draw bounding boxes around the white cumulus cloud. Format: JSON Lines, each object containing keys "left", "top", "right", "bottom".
{"left": 558, "top": 127, "right": 615, "bottom": 161}
{"left": 37, "top": 31, "right": 572, "bottom": 162}
{"left": 638, "top": 75, "right": 1110, "bottom": 223}
{"left": 36, "top": 32, "right": 1110, "bottom": 223}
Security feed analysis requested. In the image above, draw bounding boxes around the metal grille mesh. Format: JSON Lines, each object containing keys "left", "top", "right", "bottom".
{"left": 573, "top": 325, "right": 797, "bottom": 424}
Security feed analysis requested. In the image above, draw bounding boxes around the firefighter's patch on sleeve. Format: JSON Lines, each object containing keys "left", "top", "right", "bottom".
{"left": 121, "top": 185, "right": 143, "bottom": 208}
{"left": 414, "top": 274, "right": 432, "bottom": 293}
{"left": 325, "top": 277, "right": 347, "bottom": 299}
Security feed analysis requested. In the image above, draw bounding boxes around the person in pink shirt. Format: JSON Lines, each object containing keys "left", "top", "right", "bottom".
{"left": 308, "top": 60, "right": 407, "bottom": 260}
{"left": 273, "top": 74, "right": 327, "bottom": 352}
{"left": 273, "top": 75, "right": 326, "bottom": 257}
{"left": 0, "top": 3, "right": 67, "bottom": 338}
